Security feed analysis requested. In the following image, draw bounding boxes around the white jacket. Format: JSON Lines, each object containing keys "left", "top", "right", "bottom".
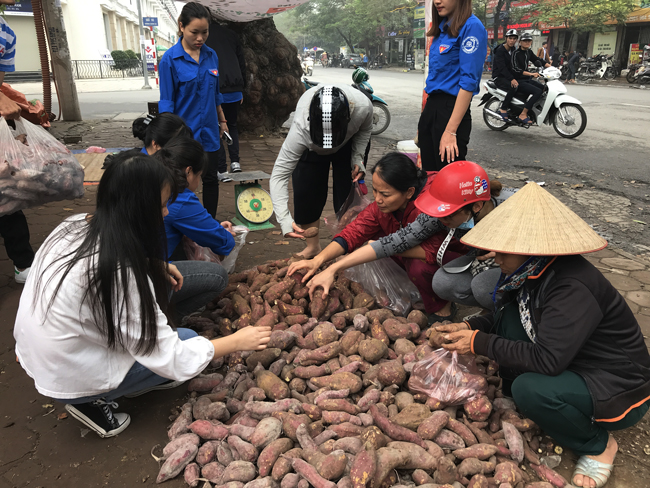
{"left": 14, "top": 215, "right": 214, "bottom": 399}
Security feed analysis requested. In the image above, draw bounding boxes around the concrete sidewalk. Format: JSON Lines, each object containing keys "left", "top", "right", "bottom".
{"left": 7, "top": 77, "right": 159, "bottom": 97}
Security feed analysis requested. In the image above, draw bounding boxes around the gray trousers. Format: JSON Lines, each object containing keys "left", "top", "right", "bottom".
{"left": 172, "top": 260, "right": 228, "bottom": 321}
{"left": 431, "top": 256, "right": 502, "bottom": 310}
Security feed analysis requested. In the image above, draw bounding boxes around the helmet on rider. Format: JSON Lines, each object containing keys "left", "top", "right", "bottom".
{"left": 352, "top": 67, "right": 369, "bottom": 84}
{"left": 309, "top": 85, "right": 351, "bottom": 149}
{"left": 415, "top": 161, "right": 490, "bottom": 217}
{"left": 519, "top": 32, "right": 533, "bottom": 42}
{"left": 505, "top": 29, "right": 518, "bottom": 38}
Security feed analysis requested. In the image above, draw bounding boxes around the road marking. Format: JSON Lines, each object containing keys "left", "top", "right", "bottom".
{"left": 620, "top": 103, "right": 650, "bottom": 109}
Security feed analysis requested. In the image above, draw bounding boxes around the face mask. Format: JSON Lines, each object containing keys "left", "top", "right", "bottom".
{"left": 457, "top": 217, "right": 474, "bottom": 230}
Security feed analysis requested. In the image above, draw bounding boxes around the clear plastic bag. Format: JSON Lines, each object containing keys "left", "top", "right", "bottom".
{"left": 0, "top": 117, "right": 84, "bottom": 217}
{"left": 221, "top": 226, "right": 249, "bottom": 274}
{"left": 323, "top": 181, "right": 373, "bottom": 235}
{"left": 343, "top": 257, "right": 422, "bottom": 316}
{"left": 408, "top": 349, "right": 488, "bottom": 407}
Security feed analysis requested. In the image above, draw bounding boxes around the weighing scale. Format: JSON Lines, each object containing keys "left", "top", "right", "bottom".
{"left": 230, "top": 171, "right": 275, "bottom": 231}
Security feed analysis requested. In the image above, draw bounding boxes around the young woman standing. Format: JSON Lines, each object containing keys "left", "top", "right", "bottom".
{"left": 159, "top": 2, "right": 228, "bottom": 218}
{"left": 418, "top": 0, "right": 487, "bottom": 171}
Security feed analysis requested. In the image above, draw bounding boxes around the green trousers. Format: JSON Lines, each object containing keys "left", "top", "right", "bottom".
{"left": 496, "top": 300, "right": 649, "bottom": 456}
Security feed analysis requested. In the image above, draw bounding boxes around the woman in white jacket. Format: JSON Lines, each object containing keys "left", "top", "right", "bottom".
{"left": 14, "top": 151, "right": 271, "bottom": 438}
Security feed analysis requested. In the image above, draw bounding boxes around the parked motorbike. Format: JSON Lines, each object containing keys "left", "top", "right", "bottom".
{"left": 626, "top": 63, "right": 650, "bottom": 84}
{"left": 479, "top": 67, "right": 587, "bottom": 139}
{"left": 301, "top": 70, "right": 391, "bottom": 136}
{"left": 576, "top": 53, "right": 616, "bottom": 81}
{"left": 301, "top": 58, "right": 314, "bottom": 76}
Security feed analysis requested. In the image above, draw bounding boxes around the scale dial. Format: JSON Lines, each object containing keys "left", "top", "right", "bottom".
{"left": 236, "top": 187, "right": 274, "bottom": 224}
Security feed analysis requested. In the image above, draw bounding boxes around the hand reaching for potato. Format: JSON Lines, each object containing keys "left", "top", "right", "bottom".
{"left": 435, "top": 322, "right": 471, "bottom": 333}
{"left": 441, "top": 329, "right": 474, "bottom": 355}
{"left": 233, "top": 325, "right": 272, "bottom": 351}
{"left": 306, "top": 267, "right": 336, "bottom": 299}
{"left": 287, "top": 259, "right": 320, "bottom": 283}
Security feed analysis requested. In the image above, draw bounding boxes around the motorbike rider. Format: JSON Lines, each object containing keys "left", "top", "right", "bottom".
{"left": 491, "top": 29, "right": 520, "bottom": 121}
{"left": 511, "top": 32, "right": 551, "bottom": 125}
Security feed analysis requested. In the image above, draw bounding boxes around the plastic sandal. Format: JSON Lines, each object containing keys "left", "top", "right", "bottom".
{"left": 572, "top": 456, "right": 614, "bottom": 488}
{"left": 518, "top": 117, "right": 533, "bottom": 125}
{"left": 498, "top": 111, "right": 509, "bottom": 122}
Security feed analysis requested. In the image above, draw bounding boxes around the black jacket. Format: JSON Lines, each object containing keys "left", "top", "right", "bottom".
{"left": 469, "top": 255, "right": 650, "bottom": 421}
{"left": 492, "top": 43, "right": 515, "bottom": 81}
{"left": 511, "top": 48, "right": 545, "bottom": 80}
{"left": 205, "top": 23, "right": 247, "bottom": 94}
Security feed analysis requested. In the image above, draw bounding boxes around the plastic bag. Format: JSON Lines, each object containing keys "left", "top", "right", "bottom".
{"left": 408, "top": 349, "right": 488, "bottom": 407}
{"left": 221, "top": 226, "right": 249, "bottom": 274}
{"left": 343, "top": 257, "right": 422, "bottom": 316}
{"left": 323, "top": 181, "right": 373, "bottom": 235}
{"left": 0, "top": 117, "right": 84, "bottom": 217}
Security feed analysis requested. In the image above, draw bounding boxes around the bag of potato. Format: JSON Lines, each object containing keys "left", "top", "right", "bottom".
{"left": 408, "top": 349, "right": 488, "bottom": 407}
{"left": 323, "top": 181, "right": 372, "bottom": 235}
{"left": 182, "top": 236, "right": 223, "bottom": 264}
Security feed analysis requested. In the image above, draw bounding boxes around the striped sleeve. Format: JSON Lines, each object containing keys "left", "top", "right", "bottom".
{"left": 0, "top": 17, "right": 16, "bottom": 72}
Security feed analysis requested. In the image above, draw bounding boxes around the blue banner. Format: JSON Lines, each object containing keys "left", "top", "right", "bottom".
{"left": 143, "top": 17, "right": 158, "bottom": 27}
{"left": 4, "top": 0, "right": 33, "bottom": 15}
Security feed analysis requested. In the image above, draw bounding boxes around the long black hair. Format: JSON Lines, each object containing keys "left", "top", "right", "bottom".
{"left": 369, "top": 152, "right": 428, "bottom": 200}
{"left": 154, "top": 136, "right": 207, "bottom": 191}
{"left": 132, "top": 113, "right": 192, "bottom": 149}
{"left": 35, "top": 152, "right": 178, "bottom": 355}
{"left": 178, "top": 2, "right": 210, "bottom": 36}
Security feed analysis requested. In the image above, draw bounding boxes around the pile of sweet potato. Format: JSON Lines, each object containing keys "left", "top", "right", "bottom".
{"left": 154, "top": 258, "right": 568, "bottom": 488}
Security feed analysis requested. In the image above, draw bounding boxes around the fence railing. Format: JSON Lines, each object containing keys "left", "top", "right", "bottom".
{"left": 71, "top": 60, "right": 153, "bottom": 80}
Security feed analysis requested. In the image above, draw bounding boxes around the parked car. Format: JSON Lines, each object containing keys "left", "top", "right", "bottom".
{"left": 341, "top": 53, "right": 363, "bottom": 68}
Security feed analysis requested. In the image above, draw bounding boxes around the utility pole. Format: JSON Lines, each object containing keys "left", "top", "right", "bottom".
{"left": 40, "top": 0, "right": 81, "bottom": 121}
{"left": 136, "top": 0, "right": 152, "bottom": 89}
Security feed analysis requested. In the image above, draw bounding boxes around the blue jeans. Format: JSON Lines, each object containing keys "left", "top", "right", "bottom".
{"left": 171, "top": 260, "right": 228, "bottom": 322}
{"left": 56, "top": 328, "right": 198, "bottom": 404}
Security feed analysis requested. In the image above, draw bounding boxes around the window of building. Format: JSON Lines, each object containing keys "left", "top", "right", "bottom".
{"left": 103, "top": 13, "right": 113, "bottom": 51}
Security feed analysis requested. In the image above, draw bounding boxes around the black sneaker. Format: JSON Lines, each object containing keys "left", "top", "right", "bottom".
{"left": 123, "top": 379, "right": 185, "bottom": 398}
{"left": 65, "top": 399, "right": 130, "bottom": 438}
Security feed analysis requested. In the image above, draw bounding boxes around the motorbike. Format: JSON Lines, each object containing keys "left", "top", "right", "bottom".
{"left": 479, "top": 66, "right": 587, "bottom": 139}
{"left": 576, "top": 53, "right": 616, "bottom": 81}
{"left": 301, "top": 71, "right": 391, "bottom": 136}
{"left": 301, "top": 58, "right": 314, "bottom": 76}
{"left": 626, "top": 63, "right": 650, "bottom": 84}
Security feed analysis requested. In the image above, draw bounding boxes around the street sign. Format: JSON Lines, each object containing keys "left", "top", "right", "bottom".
{"left": 143, "top": 17, "right": 158, "bottom": 27}
{"left": 3, "top": 0, "right": 33, "bottom": 16}
{"left": 145, "top": 44, "right": 155, "bottom": 70}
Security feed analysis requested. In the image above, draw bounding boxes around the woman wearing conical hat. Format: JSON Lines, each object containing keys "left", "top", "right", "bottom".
{"left": 437, "top": 182, "right": 650, "bottom": 488}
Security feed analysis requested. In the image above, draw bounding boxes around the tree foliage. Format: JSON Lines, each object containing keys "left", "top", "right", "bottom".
{"left": 274, "top": 0, "right": 418, "bottom": 54}
{"left": 535, "top": 0, "right": 638, "bottom": 33}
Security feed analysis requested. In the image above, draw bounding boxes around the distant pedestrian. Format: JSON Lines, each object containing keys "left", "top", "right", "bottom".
{"left": 552, "top": 47, "right": 560, "bottom": 67}
{"left": 159, "top": 2, "right": 228, "bottom": 218}
{"left": 363, "top": 53, "right": 368, "bottom": 67}
{"left": 418, "top": 0, "right": 487, "bottom": 171}
{"left": 205, "top": 17, "right": 247, "bottom": 180}
{"left": 567, "top": 50, "right": 581, "bottom": 83}
{"left": 537, "top": 41, "right": 550, "bottom": 64}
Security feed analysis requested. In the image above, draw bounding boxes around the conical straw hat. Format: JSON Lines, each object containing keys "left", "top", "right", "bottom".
{"left": 460, "top": 182, "right": 607, "bottom": 255}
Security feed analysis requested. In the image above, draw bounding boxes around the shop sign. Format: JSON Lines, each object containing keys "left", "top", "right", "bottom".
{"left": 593, "top": 31, "right": 616, "bottom": 55}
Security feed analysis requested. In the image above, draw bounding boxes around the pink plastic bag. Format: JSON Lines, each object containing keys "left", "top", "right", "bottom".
{"left": 323, "top": 181, "right": 372, "bottom": 235}
{"left": 85, "top": 146, "right": 106, "bottom": 153}
{"left": 182, "top": 236, "right": 222, "bottom": 264}
{"left": 408, "top": 350, "right": 488, "bottom": 407}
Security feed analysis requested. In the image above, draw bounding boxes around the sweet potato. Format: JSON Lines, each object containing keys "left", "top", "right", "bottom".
{"left": 529, "top": 462, "right": 568, "bottom": 487}
{"left": 184, "top": 462, "right": 201, "bottom": 487}
{"left": 382, "top": 319, "right": 413, "bottom": 341}
{"left": 352, "top": 314, "right": 369, "bottom": 332}
{"left": 433, "top": 456, "right": 457, "bottom": 485}
{"left": 264, "top": 281, "right": 295, "bottom": 304}
{"left": 353, "top": 293, "right": 375, "bottom": 309}
{"left": 196, "top": 440, "right": 220, "bottom": 466}
{"left": 453, "top": 444, "right": 499, "bottom": 460}
{"left": 313, "top": 429, "right": 338, "bottom": 445}
{"left": 321, "top": 411, "right": 357, "bottom": 424}
{"left": 314, "top": 388, "right": 351, "bottom": 404}
{"left": 369, "top": 404, "right": 426, "bottom": 448}
{"left": 407, "top": 310, "right": 428, "bottom": 329}
{"left": 296, "top": 342, "right": 342, "bottom": 366}
{"left": 229, "top": 424, "right": 256, "bottom": 442}
{"left": 291, "top": 458, "right": 337, "bottom": 488}
{"left": 189, "top": 375, "right": 224, "bottom": 392}
{"left": 271, "top": 447, "right": 302, "bottom": 481}
{"left": 416, "top": 411, "right": 449, "bottom": 440}
{"left": 464, "top": 395, "right": 493, "bottom": 422}
{"left": 258, "top": 438, "right": 294, "bottom": 477}
{"left": 350, "top": 448, "right": 377, "bottom": 488}
{"left": 332, "top": 437, "right": 363, "bottom": 455}
{"left": 357, "top": 389, "right": 381, "bottom": 412}
{"left": 311, "top": 372, "right": 363, "bottom": 393}
{"left": 268, "top": 330, "right": 297, "bottom": 350}
{"left": 384, "top": 442, "right": 437, "bottom": 470}
{"left": 217, "top": 442, "right": 235, "bottom": 466}
{"left": 272, "top": 412, "right": 313, "bottom": 441}
{"left": 228, "top": 435, "right": 259, "bottom": 463}
{"left": 285, "top": 314, "right": 309, "bottom": 326}
{"left": 157, "top": 444, "right": 199, "bottom": 483}
{"left": 318, "top": 398, "right": 359, "bottom": 415}
{"left": 377, "top": 358, "right": 407, "bottom": 386}
{"left": 340, "top": 330, "right": 364, "bottom": 356}
{"left": 163, "top": 433, "right": 201, "bottom": 458}
{"left": 328, "top": 422, "right": 363, "bottom": 438}
{"left": 463, "top": 418, "right": 495, "bottom": 445}
{"left": 333, "top": 308, "right": 370, "bottom": 324}
{"left": 312, "top": 322, "right": 340, "bottom": 347}
{"left": 310, "top": 290, "right": 328, "bottom": 319}
{"left": 434, "top": 429, "right": 465, "bottom": 450}
{"left": 250, "top": 417, "right": 283, "bottom": 449}
{"left": 502, "top": 421, "right": 524, "bottom": 463}
{"left": 391, "top": 403, "right": 431, "bottom": 431}
{"left": 493, "top": 462, "right": 522, "bottom": 485}
{"left": 293, "top": 363, "right": 331, "bottom": 379}
{"left": 302, "top": 403, "right": 322, "bottom": 420}
{"left": 233, "top": 293, "right": 252, "bottom": 316}
{"left": 372, "top": 447, "right": 411, "bottom": 488}
{"left": 369, "top": 319, "right": 390, "bottom": 345}
{"left": 358, "top": 338, "right": 387, "bottom": 363}
{"left": 246, "top": 349, "right": 282, "bottom": 372}
{"left": 301, "top": 227, "right": 319, "bottom": 238}
{"left": 281, "top": 473, "right": 300, "bottom": 488}
{"left": 221, "top": 460, "right": 258, "bottom": 484}
{"left": 168, "top": 403, "right": 194, "bottom": 440}
{"left": 256, "top": 370, "right": 290, "bottom": 401}
{"left": 244, "top": 477, "right": 280, "bottom": 488}
{"left": 337, "top": 360, "right": 361, "bottom": 374}
{"left": 447, "top": 417, "right": 478, "bottom": 447}
{"left": 189, "top": 420, "right": 229, "bottom": 441}
{"left": 467, "top": 474, "right": 489, "bottom": 488}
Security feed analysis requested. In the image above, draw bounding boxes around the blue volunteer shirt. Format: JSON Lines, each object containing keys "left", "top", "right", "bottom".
{"left": 0, "top": 16, "right": 17, "bottom": 72}
{"left": 140, "top": 147, "right": 148, "bottom": 154}
{"left": 165, "top": 188, "right": 235, "bottom": 260}
{"left": 159, "top": 39, "right": 224, "bottom": 152}
{"left": 222, "top": 91, "right": 243, "bottom": 104}
{"left": 425, "top": 14, "right": 487, "bottom": 96}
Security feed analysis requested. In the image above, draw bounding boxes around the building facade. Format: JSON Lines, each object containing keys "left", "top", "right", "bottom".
{"left": 3, "top": 0, "right": 178, "bottom": 75}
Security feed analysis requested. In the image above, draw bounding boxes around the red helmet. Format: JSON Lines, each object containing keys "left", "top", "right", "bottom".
{"left": 415, "top": 161, "right": 490, "bottom": 217}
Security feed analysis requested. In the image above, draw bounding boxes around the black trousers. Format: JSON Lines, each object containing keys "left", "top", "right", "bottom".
{"left": 418, "top": 92, "right": 471, "bottom": 172}
{"left": 216, "top": 101, "right": 241, "bottom": 172}
{"left": 0, "top": 210, "right": 35, "bottom": 269}
{"left": 494, "top": 78, "right": 518, "bottom": 110}
{"left": 292, "top": 139, "right": 369, "bottom": 226}
{"left": 517, "top": 79, "right": 544, "bottom": 110}
{"left": 202, "top": 150, "right": 220, "bottom": 219}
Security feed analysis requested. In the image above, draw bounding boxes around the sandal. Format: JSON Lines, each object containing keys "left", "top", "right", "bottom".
{"left": 572, "top": 456, "right": 614, "bottom": 488}
{"left": 428, "top": 303, "right": 458, "bottom": 325}
{"left": 498, "top": 111, "right": 509, "bottom": 122}
{"left": 518, "top": 117, "right": 533, "bottom": 125}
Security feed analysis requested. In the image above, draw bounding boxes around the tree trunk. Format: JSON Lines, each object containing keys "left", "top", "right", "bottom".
{"left": 224, "top": 18, "right": 305, "bottom": 132}
{"left": 336, "top": 28, "right": 355, "bottom": 53}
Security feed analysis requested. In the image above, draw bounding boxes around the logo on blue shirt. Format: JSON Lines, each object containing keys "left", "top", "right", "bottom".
{"left": 209, "top": 69, "right": 219, "bottom": 76}
{"left": 462, "top": 36, "right": 480, "bottom": 54}
{"left": 439, "top": 44, "right": 451, "bottom": 54}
